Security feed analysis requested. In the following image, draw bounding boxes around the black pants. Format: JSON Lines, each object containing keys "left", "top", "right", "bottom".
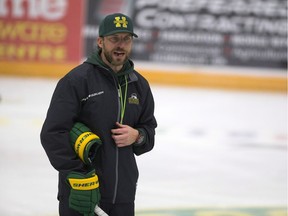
{"left": 59, "top": 198, "right": 135, "bottom": 216}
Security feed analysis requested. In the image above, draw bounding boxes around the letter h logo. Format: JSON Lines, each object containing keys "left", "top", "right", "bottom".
{"left": 114, "top": 16, "right": 128, "bottom": 28}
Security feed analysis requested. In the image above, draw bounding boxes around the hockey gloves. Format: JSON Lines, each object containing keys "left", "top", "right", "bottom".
{"left": 68, "top": 123, "right": 102, "bottom": 215}
{"left": 67, "top": 169, "right": 100, "bottom": 216}
{"left": 70, "top": 122, "right": 102, "bottom": 165}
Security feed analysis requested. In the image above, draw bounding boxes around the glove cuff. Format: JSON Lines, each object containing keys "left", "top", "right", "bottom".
{"left": 67, "top": 171, "right": 99, "bottom": 191}
{"left": 70, "top": 122, "right": 102, "bottom": 165}
{"left": 74, "top": 132, "right": 99, "bottom": 162}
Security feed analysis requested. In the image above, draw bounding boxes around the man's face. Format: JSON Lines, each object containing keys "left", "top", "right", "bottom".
{"left": 98, "top": 33, "right": 133, "bottom": 67}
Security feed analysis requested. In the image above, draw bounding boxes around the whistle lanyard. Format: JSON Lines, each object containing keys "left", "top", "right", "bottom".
{"left": 118, "top": 76, "right": 128, "bottom": 124}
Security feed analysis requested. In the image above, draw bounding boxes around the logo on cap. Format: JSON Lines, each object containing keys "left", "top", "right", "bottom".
{"left": 114, "top": 16, "right": 128, "bottom": 28}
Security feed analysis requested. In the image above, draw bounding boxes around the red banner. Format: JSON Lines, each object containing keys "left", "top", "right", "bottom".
{"left": 0, "top": 0, "right": 84, "bottom": 63}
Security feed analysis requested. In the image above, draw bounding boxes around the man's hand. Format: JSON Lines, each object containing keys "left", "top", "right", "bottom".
{"left": 111, "top": 122, "right": 139, "bottom": 147}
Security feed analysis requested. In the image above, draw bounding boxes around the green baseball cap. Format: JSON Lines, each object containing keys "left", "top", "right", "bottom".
{"left": 99, "top": 13, "right": 138, "bottom": 38}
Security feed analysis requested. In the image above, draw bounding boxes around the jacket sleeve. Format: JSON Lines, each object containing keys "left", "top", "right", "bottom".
{"left": 133, "top": 85, "right": 157, "bottom": 156}
{"left": 40, "top": 76, "right": 86, "bottom": 173}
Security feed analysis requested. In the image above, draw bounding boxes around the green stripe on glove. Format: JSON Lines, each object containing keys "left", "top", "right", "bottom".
{"left": 67, "top": 169, "right": 101, "bottom": 216}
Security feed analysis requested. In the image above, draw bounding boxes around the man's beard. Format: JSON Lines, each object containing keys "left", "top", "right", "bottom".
{"left": 103, "top": 47, "right": 130, "bottom": 66}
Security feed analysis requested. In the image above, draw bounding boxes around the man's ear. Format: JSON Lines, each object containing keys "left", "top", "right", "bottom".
{"left": 97, "top": 37, "right": 103, "bottom": 48}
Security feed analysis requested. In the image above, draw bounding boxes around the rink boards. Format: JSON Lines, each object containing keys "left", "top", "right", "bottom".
{"left": 0, "top": 61, "right": 286, "bottom": 93}
{"left": 136, "top": 207, "right": 287, "bottom": 216}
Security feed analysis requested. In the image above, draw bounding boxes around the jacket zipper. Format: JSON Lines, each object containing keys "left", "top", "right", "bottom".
{"left": 100, "top": 67, "right": 121, "bottom": 204}
{"left": 112, "top": 80, "right": 122, "bottom": 204}
{"left": 99, "top": 66, "right": 133, "bottom": 204}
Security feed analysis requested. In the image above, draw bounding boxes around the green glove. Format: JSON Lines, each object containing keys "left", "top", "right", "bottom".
{"left": 70, "top": 122, "right": 102, "bottom": 165}
{"left": 67, "top": 169, "right": 100, "bottom": 216}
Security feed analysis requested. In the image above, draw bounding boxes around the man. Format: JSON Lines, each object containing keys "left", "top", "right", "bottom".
{"left": 40, "top": 13, "right": 157, "bottom": 216}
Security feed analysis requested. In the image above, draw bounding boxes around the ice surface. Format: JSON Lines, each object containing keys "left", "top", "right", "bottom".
{"left": 0, "top": 76, "right": 286, "bottom": 216}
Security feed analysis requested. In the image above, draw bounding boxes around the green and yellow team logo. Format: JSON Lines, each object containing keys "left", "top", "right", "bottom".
{"left": 114, "top": 16, "right": 128, "bottom": 28}
{"left": 128, "top": 93, "right": 139, "bottom": 105}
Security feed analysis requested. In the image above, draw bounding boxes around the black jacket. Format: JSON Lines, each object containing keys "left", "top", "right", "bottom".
{"left": 40, "top": 60, "right": 157, "bottom": 203}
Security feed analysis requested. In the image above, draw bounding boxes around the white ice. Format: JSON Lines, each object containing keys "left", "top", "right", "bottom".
{"left": 0, "top": 76, "right": 286, "bottom": 216}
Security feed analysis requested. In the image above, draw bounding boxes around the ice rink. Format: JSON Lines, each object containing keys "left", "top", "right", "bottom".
{"left": 0, "top": 76, "right": 287, "bottom": 216}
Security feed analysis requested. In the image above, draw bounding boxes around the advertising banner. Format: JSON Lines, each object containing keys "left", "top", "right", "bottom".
{"left": 132, "top": 0, "right": 287, "bottom": 69}
{"left": 80, "top": 0, "right": 286, "bottom": 92}
{"left": 0, "top": 0, "right": 84, "bottom": 76}
{"left": 0, "top": 0, "right": 286, "bottom": 91}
